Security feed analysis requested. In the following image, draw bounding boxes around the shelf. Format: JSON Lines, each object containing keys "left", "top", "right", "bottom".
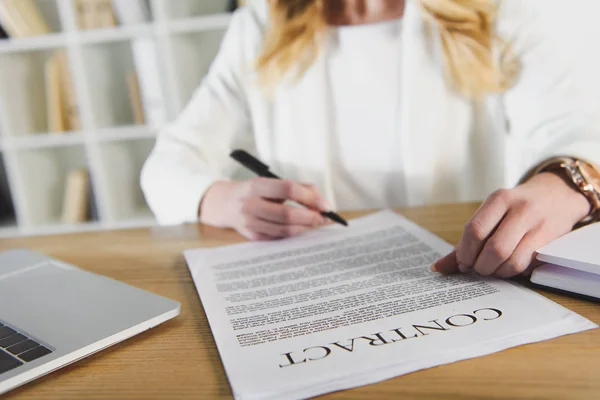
{"left": 0, "top": 0, "right": 237, "bottom": 236}
{"left": 0, "top": 48, "right": 75, "bottom": 136}
{"left": 14, "top": 145, "right": 93, "bottom": 227}
{"left": 77, "top": 24, "right": 154, "bottom": 45}
{"left": 0, "top": 33, "right": 68, "bottom": 54}
{"left": 8, "top": 132, "right": 85, "bottom": 150}
{"left": 81, "top": 40, "right": 141, "bottom": 128}
{"left": 166, "top": 13, "right": 232, "bottom": 34}
{"left": 96, "top": 125, "right": 157, "bottom": 142}
{"left": 0, "top": 0, "right": 63, "bottom": 54}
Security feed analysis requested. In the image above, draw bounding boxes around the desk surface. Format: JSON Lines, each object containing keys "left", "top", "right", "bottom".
{"left": 2, "top": 203, "right": 599, "bottom": 399}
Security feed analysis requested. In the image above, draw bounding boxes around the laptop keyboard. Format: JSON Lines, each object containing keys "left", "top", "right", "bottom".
{"left": 0, "top": 322, "right": 53, "bottom": 375}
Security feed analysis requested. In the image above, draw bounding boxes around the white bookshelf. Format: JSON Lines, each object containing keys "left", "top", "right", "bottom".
{"left": 0, "top": 0, "right": 234, "bottom": 237}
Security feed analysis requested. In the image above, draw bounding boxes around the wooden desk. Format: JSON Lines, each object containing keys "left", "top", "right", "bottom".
{"left": 2, "top": 203, "right": 599, "bottom": 399}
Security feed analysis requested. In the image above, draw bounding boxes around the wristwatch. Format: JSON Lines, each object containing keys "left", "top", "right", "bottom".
{"left": 530, "top": 157, "right": 600, "bottom": 224}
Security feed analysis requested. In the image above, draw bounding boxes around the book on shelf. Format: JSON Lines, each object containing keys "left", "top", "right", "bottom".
{"left": 127, "top": 71, "right": 145, "bottom": 125}
{"left": 44, "top": 50, "right": 81, "bottom": 133}
{"left": 62, "top": 168, "right": 89, "bottom": 224}
{"left": 45, "top": 52, "right": 66, "bottom": 133}
{"left": 0, "top": 1, "right": 24, "bottom": 36}
{"left": 57, "top": 52, "right": 81, "bottom": 131}
{"left": 110, "top": 0, "right": 150, "bottom": 25}
{"left": 0, "top": 0, "right": 50, "bottom": 37}
{"left": 75, "top": 0, "right": 116, "bottom": 30}
{"left": 131, "top": 38, "right": 167, "bottom": 127}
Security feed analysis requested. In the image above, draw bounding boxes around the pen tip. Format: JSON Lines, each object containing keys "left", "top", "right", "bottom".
{"left": 321, "top": 211, "right": 348, "bottom": 226}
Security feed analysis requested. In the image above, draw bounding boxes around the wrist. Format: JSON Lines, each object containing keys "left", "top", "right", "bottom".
{"left": 198, "top": 180, "right": 240, "bottom": 227}
{"left": 536, "top": 172, "right": 591, "bottom": 222}
{"left": 522, "top": 157, "right": 600, "bottom": 225}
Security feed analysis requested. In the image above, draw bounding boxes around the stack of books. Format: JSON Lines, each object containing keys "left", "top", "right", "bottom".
{"left": 532, "top": 222, "right": 600, "bottom": 300}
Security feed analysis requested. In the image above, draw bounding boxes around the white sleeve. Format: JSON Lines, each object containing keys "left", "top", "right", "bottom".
{"left": 499, "top": 0, "right": 600, "bottom": 179}
{"left": 141, "top": 9, "right": 257, "bottom": 225}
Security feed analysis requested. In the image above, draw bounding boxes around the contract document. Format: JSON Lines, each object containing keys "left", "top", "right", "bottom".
{"left": 184, "top": 210, "right": 597, "bottom": 400}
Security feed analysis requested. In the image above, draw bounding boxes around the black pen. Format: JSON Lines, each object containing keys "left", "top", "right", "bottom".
{"left": 230, "top": 149, "right": 348, "bottom": 227}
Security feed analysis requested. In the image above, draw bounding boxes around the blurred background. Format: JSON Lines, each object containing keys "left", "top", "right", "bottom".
{"left": 0, "top": 0, "right": 597, "bottom": 238}
{"left": 0, "top": 0, "right": 246, "bottom": 237}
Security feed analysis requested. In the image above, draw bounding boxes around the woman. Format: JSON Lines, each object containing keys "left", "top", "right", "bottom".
{"left": 141, "top": 0, "right": 600, "bottom": 278}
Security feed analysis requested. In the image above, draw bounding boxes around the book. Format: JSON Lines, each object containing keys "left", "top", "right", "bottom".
{"left": 62, "top": 168, "right": 89, "bottom": 224}
{"left": 0, "top": 0, "right": 30, "bottom": 37}
{"left": 0, "top": 0, "right": 49, "bottom": 37}
{"left": 110, "top": 0, "right": 150, "bottom": 25}
{"left": 45, "top": 52, "right": 66, "bottom": 133}
{"left": 532, "top": 222, "right": 600, "bottom": 299}
{"left": 74, "top": 0, "right": 90, "bottom": 29}
{"left": 14, "top": 0, "right": 50, "bottom": 35}
{"left": 75, "top": 0, "right": 116, "bottom": 30}
{"left": 131, "top": 38, "right": 167, "bottom": 127}
{"left": 97, "top": 0, "right": 116, "bottom": 27}
{"left": 127, "top": 71, "right": 145, "bottom": 125}
{"left": 44, "top": 50, "right": 81, "bottom": 133}
{"left": 56, "top": 51, "right": 81, "bottom": 131}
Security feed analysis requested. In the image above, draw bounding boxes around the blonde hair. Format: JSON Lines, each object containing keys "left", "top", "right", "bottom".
{"left": 256, "top": 0, "right": 518, "bottom": 98}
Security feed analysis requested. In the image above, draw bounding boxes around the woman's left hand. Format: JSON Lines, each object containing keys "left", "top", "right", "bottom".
{"left": 432, "top": 172, "right": 590, "bottom": 278}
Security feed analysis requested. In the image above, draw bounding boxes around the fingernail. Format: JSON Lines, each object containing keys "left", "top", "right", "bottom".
{"left": 458, "top": 264, "right": 469, "bottom": 273}
{"left": 430, "top": 264, "right": 438, "bottom": 272}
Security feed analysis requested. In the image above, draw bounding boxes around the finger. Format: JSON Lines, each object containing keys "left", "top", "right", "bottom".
{"left": 521, "top": 259, "right": 544, "bottom": 277}
{"left": 245, "top": 217, "right": 310, "bottom": 239}
{"left": 246, "top": 197, "right": 325, "bottom": 227}
{"left": 431, "top": 249, "right": 458, "bottom": 275}
{"left": 494, "top": 226, "right": 550, "bottom": 278}
{"left": 472, "top": 206, "right": 533, "bottom": 276}
{"left": 455, "top": 189, "right": 511, "bottom": 272}
{"left": 300, "top": 183, "right": 330, "bottom": 209}
{"left": 249, "top": 178, "right": 329, "bottom": 211}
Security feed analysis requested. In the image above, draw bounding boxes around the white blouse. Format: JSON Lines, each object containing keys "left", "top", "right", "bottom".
{"left": 328, "top": 18, "right": 404, "bottom": 209}
{"left": 140, "top": 0, "right": 600, "bottom": 226}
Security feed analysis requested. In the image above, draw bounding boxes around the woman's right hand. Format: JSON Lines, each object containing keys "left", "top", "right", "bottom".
{"left": 199, "top": 178, "right": 330, "bottom": 240}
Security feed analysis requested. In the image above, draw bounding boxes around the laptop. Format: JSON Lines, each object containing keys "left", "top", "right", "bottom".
{"left": 0, "top": 249, "right": 181, "bottom": 395}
